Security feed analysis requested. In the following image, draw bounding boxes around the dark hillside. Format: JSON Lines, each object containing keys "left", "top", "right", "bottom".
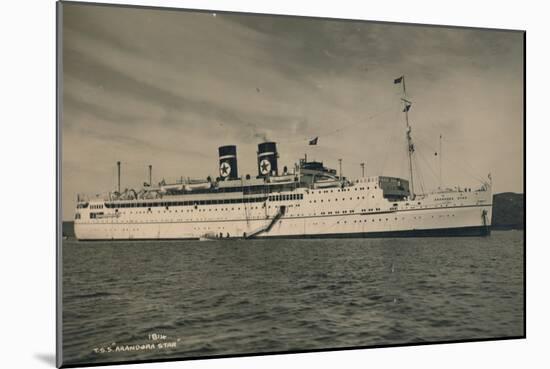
{"left": 62, "top": 221, "right": 75, "bottom": 238}
{"left": 492, "top": 192, "right": 524, "bottom": 230}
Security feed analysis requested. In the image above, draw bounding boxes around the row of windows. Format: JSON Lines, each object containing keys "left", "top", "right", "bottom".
{"left": 334, "top": 214, "right": 456, "bottom": 224}
{"left": 121, "top": 203, "right": 299, "bottom": 214}
{"left": 319, "top": 209, "right": 356, "bottom": 215}
{"left": 310, "top": 196, "right": 366, "bottom": 203}
{"left": 106, "top": 196, "right": 270, "bottom": 209}
{"left": 268, "top": 194, "right": 303, "bottom": 202}
{"left": 310, "top": 186, "right": 376, "bottom": 195}
{"left": 105, "top": 194, "right": 305, "bottom": 209}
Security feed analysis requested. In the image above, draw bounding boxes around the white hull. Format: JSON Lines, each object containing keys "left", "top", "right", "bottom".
{"left": 75, "top": 180, "right": 492, "bottom": 240}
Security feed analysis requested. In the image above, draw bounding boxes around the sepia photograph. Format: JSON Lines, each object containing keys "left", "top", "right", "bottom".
{"left": 58, "top": 1, "right": 525, "bottom": 367}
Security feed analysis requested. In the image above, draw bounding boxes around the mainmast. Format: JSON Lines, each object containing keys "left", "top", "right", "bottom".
{"left": 395, "top": 75, "right": 415, "bottom": 199}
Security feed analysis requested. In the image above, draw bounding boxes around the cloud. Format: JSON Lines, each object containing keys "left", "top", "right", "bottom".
{"left": 61, "top": 3, "right": 523, "bottom": 220}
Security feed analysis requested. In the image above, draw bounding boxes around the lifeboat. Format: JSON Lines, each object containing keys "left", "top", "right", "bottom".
{"left": 184, "top": 181, "right": 211, "bottom": 191}
{"left": 268, "top": 174, "right": 296, "bottom": 183}
{"left": 159, "top": 184, "right": 185, "bottom": 193}
{"left": 312, "top": 178, "right": 341, "bottom": 189}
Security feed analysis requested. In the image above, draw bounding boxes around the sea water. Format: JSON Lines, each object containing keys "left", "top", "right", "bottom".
{"left": 61, "top": 230, "right": 524, "bottom": 365}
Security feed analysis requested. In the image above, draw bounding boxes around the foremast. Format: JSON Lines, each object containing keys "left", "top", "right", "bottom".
{"left": 395, "top": 75, "right": 415, "bottom": 200}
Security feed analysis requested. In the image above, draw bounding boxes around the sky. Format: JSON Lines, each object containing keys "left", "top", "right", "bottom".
{"left": 61, "top": 3, "right": 524, "bottom": 220}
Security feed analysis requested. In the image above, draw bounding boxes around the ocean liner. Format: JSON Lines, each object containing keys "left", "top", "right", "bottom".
{"left": 73, "top": 78, "right": 493, "bottom": 240}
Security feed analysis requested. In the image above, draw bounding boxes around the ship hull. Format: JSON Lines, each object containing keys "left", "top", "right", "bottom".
{"left": 259, "top": 225, "right": 491, "bottom": 239}
{"left": 74, "top": 178, "right": 493, "bottom": 241}
{"left": 74, "top": 204, "right": 492, "bottom": 240}
{"left": 76, "top": 225, "right": 490, "bottom": 241}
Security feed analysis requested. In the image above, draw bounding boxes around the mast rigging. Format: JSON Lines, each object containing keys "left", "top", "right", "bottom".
{"left": 395, "top": 75, "right": 416, "bottom": 199}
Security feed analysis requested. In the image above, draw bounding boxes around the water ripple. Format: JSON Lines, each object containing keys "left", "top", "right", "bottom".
{"left": 62, "top": 231, "right": 524, "bottom": 365}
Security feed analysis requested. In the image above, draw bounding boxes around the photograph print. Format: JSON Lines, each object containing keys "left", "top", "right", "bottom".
{"left": 58, "top": 1, "right": 525, "bottom": 367}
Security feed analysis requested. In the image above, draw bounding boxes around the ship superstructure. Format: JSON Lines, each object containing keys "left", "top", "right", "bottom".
{"left": 73, "top": 78, "right": 493, "bottom": 240}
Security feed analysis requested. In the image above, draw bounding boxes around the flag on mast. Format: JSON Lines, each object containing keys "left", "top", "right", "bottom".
{"left": 309, "top": 137, "right": 318, "bottom": 145}
{"left": 394, "top": 76, "right": 403, "bottom": 84}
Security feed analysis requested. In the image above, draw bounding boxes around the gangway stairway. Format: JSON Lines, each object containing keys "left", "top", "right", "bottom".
{"left": 245, "top": 206, "right": 286, "bottom": 239}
